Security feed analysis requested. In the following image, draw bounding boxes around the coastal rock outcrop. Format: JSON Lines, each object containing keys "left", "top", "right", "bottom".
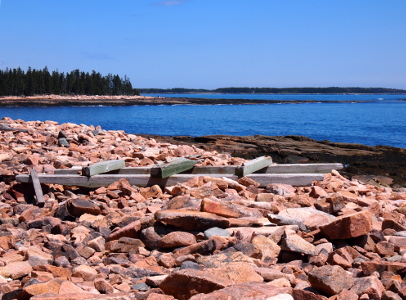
{"left": 0, "top": 117, "right": 405, "bottom": 299}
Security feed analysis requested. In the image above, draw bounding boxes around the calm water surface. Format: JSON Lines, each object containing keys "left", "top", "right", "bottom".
{"left": 1, "top": 94, "right": 405, "bottom": 149}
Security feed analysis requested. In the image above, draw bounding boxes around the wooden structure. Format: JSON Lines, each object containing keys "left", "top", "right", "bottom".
{"left": 16, "top": 156, "right": 344, "bottom": 189}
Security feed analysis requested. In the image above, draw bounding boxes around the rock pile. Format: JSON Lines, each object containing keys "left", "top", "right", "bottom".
{"left": 0, "top": 117, "right": 406, "bottom": 300}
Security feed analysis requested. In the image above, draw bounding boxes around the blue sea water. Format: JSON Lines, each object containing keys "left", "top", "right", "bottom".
{"left": 1, "top": 94, "right": 405, "bottom": 149}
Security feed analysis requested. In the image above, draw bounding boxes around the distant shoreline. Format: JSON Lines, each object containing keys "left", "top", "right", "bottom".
{"left": 0, "top": 94, "right": 373, "bottom": 107}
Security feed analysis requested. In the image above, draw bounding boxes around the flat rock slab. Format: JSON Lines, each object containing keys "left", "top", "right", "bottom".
{"left": 30, "top": 292, "right": 139, "bottom": 300}
{"left": 189, "top": 282, "right": 292, "bottom": 300}
{"left": 281, "top": 234, "right": 317, "bottom": 256}
{"left": 67, "top": 198, "right": 101, "bottom": 217}
{"left": 155, "top": 210, "right": 230, "bottom": 231}
{"left": 160, "top": 269, "right": 233, "bottom": 300}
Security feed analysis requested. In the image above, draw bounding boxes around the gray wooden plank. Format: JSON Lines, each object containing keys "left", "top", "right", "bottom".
{"left": 264, "top": 163, "right": 344, "bottom": 174}
{"left": 151, "top": 157, "right": 199, "bottom": 178}
{"left": 189, "top": 166, "right": 238, "bottom": 174}
{"left": 235, "top": 156, "right": 273, "bottom": 177}
{"left": 82, "top": 159, "right": 125, "bottom": 177}
{"left": 54, "top": 163, "right": 343, "bottom": 175}
{"left": 29, "top": 169, "right": 45, "bottom": 205}
{"left": 17, "top": 172, "right": 324, "bottom": 188}
{"left": 248, "top": 173, "right": 324, "bottom": 187}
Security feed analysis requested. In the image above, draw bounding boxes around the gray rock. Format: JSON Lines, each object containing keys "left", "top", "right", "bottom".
{"left": 204, "top": 227, "right": 231, "bottom": 238}
{"left": 132, "top": 282, "right": 149, "bottom": 291}
{"left": 268, "top": 214, "right": 307, "bottom": 231}
{"left": 281, "top": 234, "right": 317, "bottom": 256}
{"left": 385, "top": 255, "right": 403, "bottom": 262}
{"left": 58, "top": 137, "right": 70, "bottom": 147}
{"left": 180, "top": 261, "right": 200, "bottom": 270}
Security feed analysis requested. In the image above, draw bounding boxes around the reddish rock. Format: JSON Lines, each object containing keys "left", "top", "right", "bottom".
{"left": 251, "top": 235, "right": 281, "bottom": 262}
{"left": 319, "top": 210, "right": 373, "bottom": 240}
{"left": 33, "top": 264, "right": 72, "bottom": 278}
{"left": 307, "top": 265, "right": 354, "bottom": 296}
{"left": 158, "top": 253, "right": 176, "bottom": 268}
{"left": 292, "top": 289, "right": 328, "bottom": 300}
{"left": 174, "top": 236, "right": 236, "bottom": 258}
{"left": 330, "top": 290, "right": 359, "bottom": 300}
{"left": 158, "top": 231, "right": 197, "bottom": 249}
{"left": 254, "top": 268, "right": 294, "bottom": 283}
{"left": 361, "top": 261, "right": 406, "bottom": 276}
{"left": 189, "top": 282, "right": 292, "bottom": 300}
{"left": 155, "top": 210, "right": 229, "bottom": 231}
{"left": 237, "top": 176, "right": 260, "bottom": 187}
{"left": 18, "top": 279, "right": 61, "bottom": 300}
{"left": 109, "top": 220, "right": 142, "bottom": 241}
{"left": 31, "top": 292, "right": 139, "bottom": 300}
{"left": 94, "top": 277, "right": 115, "bottom": 294}
{"left": 309, "top": 186, "right": 329, "bottom": 198}
{"left": 350, "top": 276, "right": 385, "bottom": 300}
{"left": 0, "top": 261, "right": 33, "bottom": 279}
{"left": 375, "top": 241, "right": 395, "bottom": 257}
{"left": 140, "top": 226, "right": 161, "bottom": 250}
{"left": 67, "top": 198, "right": 101, "bottom": 216}
{"left": 27, "top": 246, "right": 54, "bottom": 266}
{"left": 281, "top": 234, "right": 316, "bottom": 256}
{"left": 387, "top": 236, "right": 406, "bottom": 251}
{"left": 202, "top": 198, "right": 262, "bottom": 218}
{"left": 159, "top": 269, "right": 233, "bottom": 300}
{"left": 72, "top": 265, "right": 98, "bottom": 281}
{"left": 147, "top": 294, "right": 176, "bottom": 300}
{"left": 0, "top": 234, "right": 15, "bottom": 250}
{"left": 207, "top": 262, "right": 263, "bottom": 284}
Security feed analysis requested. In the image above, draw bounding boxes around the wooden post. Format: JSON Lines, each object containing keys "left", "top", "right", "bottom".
{"left": 30, "top": 169, "right": 45, "bottom": 206}
{"left": 82, "top": 159, "right": 125, "bottom": 177}
{"left": 151, "top": 157, "right": 199, "bottom": 178}
{"left": 235, "top": 156, "right": 273, "bottom": 177}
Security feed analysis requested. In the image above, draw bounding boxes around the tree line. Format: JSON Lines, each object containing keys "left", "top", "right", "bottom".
{"left": 0, "top": 66, "right": 140, "bottom": 96}
{"left": 139, "top": 87, "right": 406, "bottom": 94}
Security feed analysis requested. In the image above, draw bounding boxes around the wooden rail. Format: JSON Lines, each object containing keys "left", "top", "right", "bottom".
{"left": 16, "top": 155, "right": 343, "bottom": 188}
{"left": 17, "top": 173, "right": 325, "bottom": 188}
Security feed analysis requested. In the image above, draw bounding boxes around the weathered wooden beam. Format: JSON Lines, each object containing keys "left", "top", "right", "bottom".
{"left": 30, "top": 169, "right": 44, "bottom": 206}
{"left": 265, "top": 163, "right": 343, "bottom": 174}
{"left": 16, "top": 172, "right": 324, "bottom": 188}
{"left": 82, "top": 159, "right": 125, "bottom": 177}
{"left": 248, "top": 173, "right": 324, "bottom": 187}
{"left": 235, "top": 156, "right": 273, "bottom": 177}
{"left": 54, "top": 163, "right": 344, "bottom": 175}
{"left": 150, "top": 157, "right": 199, "bottom": 178}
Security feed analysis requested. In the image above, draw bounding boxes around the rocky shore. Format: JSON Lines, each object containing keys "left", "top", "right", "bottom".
{"left": 1, "top": 117, "right": 406, "bottom": 299}
{"left": 140, "top": 135, "right": 406, "bottom": 188}
{"left": 0, "top": 94, "right": 369, "bottom": 106}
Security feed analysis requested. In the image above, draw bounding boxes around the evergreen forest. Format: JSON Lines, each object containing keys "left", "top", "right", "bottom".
{"left": 0, "top": 67, "right": 140, "bottom": 96}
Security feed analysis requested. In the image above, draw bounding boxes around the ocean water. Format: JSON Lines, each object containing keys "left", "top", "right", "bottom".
{"left": 1, "top": 94, "right": 405, "bottom": 149}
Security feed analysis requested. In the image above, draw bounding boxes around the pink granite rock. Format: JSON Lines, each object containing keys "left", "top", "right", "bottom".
{"left": 319, "top": 210, "right": 373, "bottom": 240}
{"left": 308, "top": 265, "right": 354, "bottom": 296}
{"left": 159, "top": 269, "right": 233, "bottom": 300}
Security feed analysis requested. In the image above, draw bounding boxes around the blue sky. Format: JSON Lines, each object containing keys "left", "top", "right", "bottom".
{"left": 0, "top": 0, "right": 405, "bottom": 89}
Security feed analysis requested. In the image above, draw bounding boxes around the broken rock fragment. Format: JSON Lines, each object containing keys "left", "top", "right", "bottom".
{"left": 308, "top": 265, "right": 354, "bottom": 296}
{"left": 319, "top": 210, "right": 373, "bottom": 240}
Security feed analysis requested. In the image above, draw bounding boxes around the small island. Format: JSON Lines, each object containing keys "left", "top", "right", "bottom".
{"left": 1, "top": 66, "right": 405, "bottom": 106}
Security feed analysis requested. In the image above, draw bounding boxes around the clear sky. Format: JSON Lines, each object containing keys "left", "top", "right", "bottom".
{"left": 0, "top": 0, "right": 405, "bottom": 89}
